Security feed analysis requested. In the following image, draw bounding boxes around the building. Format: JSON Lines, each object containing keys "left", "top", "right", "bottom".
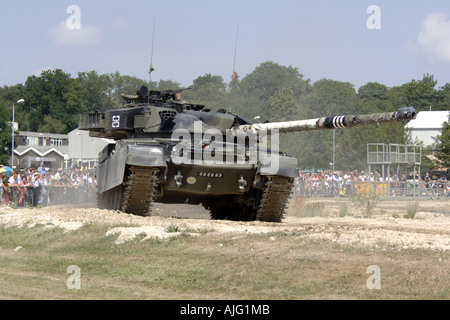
{"left": 405, "top": 111, "right": 450, "bottom": 147}
{"left": 13, "top": 131, "right": 69, "bottom": 169}
{"left": 12, "top": 129, "right": 114, "bottom": 170}
{"left": 68, "top": 129, "right": 114, "bottom": 169}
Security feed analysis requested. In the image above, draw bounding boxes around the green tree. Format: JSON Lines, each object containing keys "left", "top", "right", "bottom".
{"left": 434, "top": 83, "right": 450, "bottom": 111}
{"left": 268, "top": 89, "right": 299, "bottom": 121}
{"left": 155, "top": 79, "right": 181, "bottom": 91}
{"left": 0, "top": 103, "right": 13, "bottom": 164}
{"left": 182, "top": 74, "right": 226, "bottom": 109}
{"left": 305, "top": 79, "right": 359, "bottom": 116}
{"left": 358, "top": 82, "right": 388, "bottom": 101}
{"left": 37, "top": 115, "right": 68, "bottom": 133}
{"left": 294, "top": 130, "right": 334, "bottom": 170}
{"left": 434, "top": 114, "right": 450, "bottom": 166}
{"left": 422, "top": 73, "right": 438, "bottom": 88}
{"left": 66, "top": 71, "right": 113, "bottom": 112}
{"left": 389, "top": 74, "right": 438, "bottom": 111}
{"left": 233, "top": 61, "right": 310, "bottom": 120}
{"left": 19, "top": 69, "right": 73, "bottom": 132}
{"left": 0, "top": 84, "right": 26, "bottom": 164}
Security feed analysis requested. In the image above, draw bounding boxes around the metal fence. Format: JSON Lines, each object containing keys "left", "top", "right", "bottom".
{"left": 294, "top": 178, "right": 450, "bottom": 199}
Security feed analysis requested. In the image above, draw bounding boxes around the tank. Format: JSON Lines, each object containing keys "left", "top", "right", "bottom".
{"left": 78, "top": 86, "right": 416, "bottom": 222}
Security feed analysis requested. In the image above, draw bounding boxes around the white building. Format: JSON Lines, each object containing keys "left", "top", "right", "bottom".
{"left": 68, "top": 129, "right": 115, "bottom": 169}
{"left": 13, "top": 129, "right": 114, "bottom": 170}
{"left": 14, "top": 131, "right": 69, "bottom": 169}
{"left": 405, "top": 111, "right": 450, "bottom": 147}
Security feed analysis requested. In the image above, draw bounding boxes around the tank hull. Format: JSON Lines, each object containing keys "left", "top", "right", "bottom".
{"left": 96, "top": 140, "right": 297, "bottom": 222}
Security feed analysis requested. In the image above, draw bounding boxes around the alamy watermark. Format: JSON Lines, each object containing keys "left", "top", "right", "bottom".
{"left": 66, "top": 265, "right": 81, "bottom": 290}
{"left": 366, "top": 265, "right": 381, "bottom": 290}
{"left": 63, "top": 5, "right": 381, "bottom": 37}
{"left": 66, "top": 5, "right": 81, "bottom": 30}
{"left": 170, "top": 121, "right": 281, "bottom": 171}
{"left": 366, "top": 5, "right": 381, "bottom": 30}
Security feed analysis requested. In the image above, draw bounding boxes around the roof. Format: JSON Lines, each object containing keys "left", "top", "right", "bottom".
{"left": 405, "top": 111, "right": 450, "bottom": 129}
{"left": 14, "top": 146, "right": 69, "bottom": 159}
{"left": 18, "top": 131, "right": 68, "bottom": 139}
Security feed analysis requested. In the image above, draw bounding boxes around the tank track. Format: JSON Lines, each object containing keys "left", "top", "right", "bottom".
{"left": 121, "top": 166, "right": 160, "bottom": 216}
{"left": 256, "top": 176, "right": 294, "bottom": 222}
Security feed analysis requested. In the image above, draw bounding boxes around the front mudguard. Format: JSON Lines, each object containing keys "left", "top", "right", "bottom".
{"left": 97, "top": 142, "right": 167, "bottom": 193}
{"left": 257, "top": 154, "right": 299, "bottom": 178}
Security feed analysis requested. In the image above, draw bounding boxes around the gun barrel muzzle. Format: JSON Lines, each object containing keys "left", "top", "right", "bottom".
{"left": 396, "top": 107, "right": 416, "bottom": 120}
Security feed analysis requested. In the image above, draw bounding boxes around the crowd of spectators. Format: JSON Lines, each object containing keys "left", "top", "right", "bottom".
{"left": 295, "top": 169, "right": 450, "bottom": 198}
{"left": 0, "top": 164, "right": 97, "bottom": 208}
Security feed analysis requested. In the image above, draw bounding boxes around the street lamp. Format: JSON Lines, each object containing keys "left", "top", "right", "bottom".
{"left": 76, "top": 132, "right": 84, "bottom": 167}
{"left": 11, "top": 99, "right": 25, "bottom": 167}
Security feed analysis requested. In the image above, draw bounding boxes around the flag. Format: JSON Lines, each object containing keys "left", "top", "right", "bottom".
{"left": 149, "top": 62, "right": 155, "bottom": 74}
{"left": 232, "top": 68, "right": 238, "bottom": 80}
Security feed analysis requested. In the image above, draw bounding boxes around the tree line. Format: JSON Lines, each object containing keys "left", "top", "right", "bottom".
{"left": 0, "top": 61, "right": 449, "bottom": 170}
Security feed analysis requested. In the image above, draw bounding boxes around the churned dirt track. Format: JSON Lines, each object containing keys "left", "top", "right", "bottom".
{"left": 0, "top": 198, "right": 449, "bottom": 251}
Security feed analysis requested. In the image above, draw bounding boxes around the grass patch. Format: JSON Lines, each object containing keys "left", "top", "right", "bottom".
{"left": 297, "top": 202, "right": 326, "bottom": 217}
{"left": 184, "top": 227, "right": 214, "bottom": 235}
{"left": 404, "top": 201, "right": 420, "bottom": 219}
{"left": 339, "top": 203, "right": 349, "bottom": 217}
{"left": 165, "top": 224, "right": 181, "bottom": 233}
{"left": 350, "top": 194, "right": 379, "bottom": 217}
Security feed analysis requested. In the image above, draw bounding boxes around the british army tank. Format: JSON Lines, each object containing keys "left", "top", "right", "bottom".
{"left": 78, "top": 86, "right": 415, "bottom": 222}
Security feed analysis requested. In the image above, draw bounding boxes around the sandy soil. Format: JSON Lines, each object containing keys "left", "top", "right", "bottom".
{"left": 0, "top": 198, "right": 449, "bottom": 251}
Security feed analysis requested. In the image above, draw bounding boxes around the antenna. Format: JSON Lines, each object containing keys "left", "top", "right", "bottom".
{"left": 232, "top": 26, "right": 239, "bottom": 80}
{"left": 149, "top": 19, "right": 156, "bottom": 84}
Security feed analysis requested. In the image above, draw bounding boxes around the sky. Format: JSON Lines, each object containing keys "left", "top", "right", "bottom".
{"left": 1, "top": 0, "right": 450, "bottom": 90}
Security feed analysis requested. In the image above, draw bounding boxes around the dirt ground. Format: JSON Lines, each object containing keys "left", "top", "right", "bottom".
{"left": 0, "top": 197, "right": 449, "bottom": 251}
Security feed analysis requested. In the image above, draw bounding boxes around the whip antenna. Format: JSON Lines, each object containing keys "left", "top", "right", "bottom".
{"left": 149, "top": 19, "right": 156, "bottom": 83}
{"left": 232, "top": 26, "right": 239, "bottom": 80}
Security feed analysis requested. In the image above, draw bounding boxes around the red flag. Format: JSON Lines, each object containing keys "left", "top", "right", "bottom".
{"left": 232, "top": 68, "right": 238, "bottom": 80}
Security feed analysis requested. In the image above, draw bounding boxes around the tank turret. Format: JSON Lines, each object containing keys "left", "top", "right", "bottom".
{"left": 78, "top": 86, "right": 416, "bottom": 222}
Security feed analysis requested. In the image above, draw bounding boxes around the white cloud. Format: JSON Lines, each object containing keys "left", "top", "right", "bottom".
{"left": 48, "top": 21, "right": 101, "bottom": 46}
{"left": 406, "top": 13, "right": 450, "bottom": 66}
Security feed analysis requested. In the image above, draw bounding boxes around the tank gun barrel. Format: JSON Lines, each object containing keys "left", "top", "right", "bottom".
{"left": 233, "top": 107, "right": 416, "bottom": 134}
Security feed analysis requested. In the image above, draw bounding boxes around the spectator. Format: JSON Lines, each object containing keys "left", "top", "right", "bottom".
{"left": 53, "top": 168, "right": 62, "bottom": 182}
{"left": 441, "top": 175, "right": 449, "bottom": 196}
{"left": 8, "top": 171, "right": 20, "bottom": 205}
{"left": 18, "top": 176, "right": 30, "bottom": 207}
{"left": 26, "top": 173, "right": 34, "bottom": 206}
{"left": 32, "top": 173, "right": 42, "bottom": 206}
{"left": 424, "top": 172, "right": 431, "bottom": 190}
{"left": 41, "top": 173, "right": 52, "bottom": 205}
{"left": 37, "top": 165, "right": 47, "bottom": 175}
{"left": 1, "top": 174, "right": 9, "bottom": 206}
{"left": 59, "top": 172, "right": 70, "bottom": 204}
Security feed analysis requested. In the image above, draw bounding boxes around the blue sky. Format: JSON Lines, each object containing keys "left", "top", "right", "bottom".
{"left": 1, "top": 0, "right": 450, "bottom": 90}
